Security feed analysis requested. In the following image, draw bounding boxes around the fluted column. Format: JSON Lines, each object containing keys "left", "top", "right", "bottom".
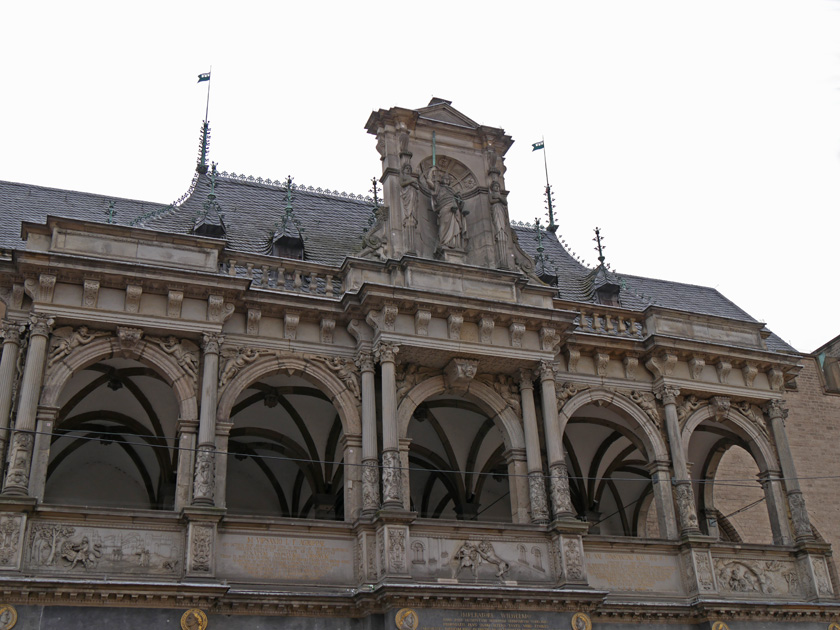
{"left": 538, "top": 361, "right": 573, "bottom": 518}
{"left": 765, "top": 399, "right": 813, "bottom": 542}
{"left": 519, "top": 369, "right": 549, "bottom": 524}
{"left": 192, "top": 333, "right": 222, "bottom": 506}
{"left": 357, "top": 350, "right": 380, "bottom": 515}
{"left": 3, "top": 314, "right": 53, "bottom": 496}
{"left": 377, "top": 342, "right": 401, "bottom": 509}
{"left": 656, "top": 385, "right": 700, "bottom": 534}
{"left": 0, "top": 322, "right": 24, "bottom": 461}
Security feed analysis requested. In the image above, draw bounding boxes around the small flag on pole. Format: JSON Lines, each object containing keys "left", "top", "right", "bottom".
{"left": 197, "top": 72, "right": 211, "bottom": 83}
{"left": 532, "top": 141, "right": 544, "bottom": 151}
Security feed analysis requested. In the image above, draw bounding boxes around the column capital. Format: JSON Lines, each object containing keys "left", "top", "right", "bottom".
{"left": 28, "top": 313, "right": 55, "bottom": 338}
{"left": 764, "top": 398, "right": 788, "bottom": 421}
{"left": 0, "top": 321, "right": 24, "bottom": 345}
{"left": 375, "top": 342, "right": 399, "bottom": 364}
{"left": 201, "top": 333, "right": 224, "bottom": 354}
{"left": 355, "top": 350, "right": 375, "bottom": 373}
{"left": 654, "top": 384, "right": 680, "bottom": 405}
{"left": 518, "top": 368, "right": 534, "bottom": 389}
{"left": 537, "top": 360, "right": 555, "bottom": 383}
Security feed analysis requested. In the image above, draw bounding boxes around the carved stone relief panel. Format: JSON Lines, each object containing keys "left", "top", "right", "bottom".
{"left": 0, "top": 514, "right": 26, "bottom": 571}
{"left": 712, "top": 556, "right": 803, "bottom": 598}
{"left": 560, "top": 535, "right": 586, "bottom": 583}
{"left": 26, "top": 521, "right": 183, "bottom": 577}
{"left": 407, "top": 534, "right": 552, "bottom": 584}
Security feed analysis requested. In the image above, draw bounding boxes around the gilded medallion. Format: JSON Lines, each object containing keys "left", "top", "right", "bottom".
{"left": 711, "top": 622, "right": 729, "bottom": 630}
{"left": 395, "top": 608, "right": 419, "bottom": 630}
{"left": 181, "top": 608, "right": 208, "bottom": 630}
{"left": 0, "top": 605, "right": 15, "bottom": 630}
{"left": 571, "top": 612, "right": 591, "bottom": 630}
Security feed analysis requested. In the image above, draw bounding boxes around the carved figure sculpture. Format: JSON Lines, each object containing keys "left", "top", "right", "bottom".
{"left": 425, "top": 166, "right": 467, "bottom": 251}
{"left": 489, "top": 180, "right": 509, "bottom": 266}
{"left": 400, "top": 163, "right": 418, "bottom": 253}
{"left": 49, "top": 326, "right": 108, "bottom": 367}
{"left": 158, "top": 336, "right": 199, "bottom": 380}
{"left": 62, "top": 536, "right": 102, "bottom": 569}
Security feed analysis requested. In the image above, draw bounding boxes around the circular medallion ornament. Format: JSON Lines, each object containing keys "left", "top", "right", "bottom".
{"left": 711, "top": 622, "right": 729, "bottom": 630}
{"left": 395, "top": 608, "right": 419, "bottom": 630}
{"left": 829, "top": 624, "right": 840, "bottom": 630}
{"left": 570, "top": 612, "right": 591, "bottom": 630}
{"left": 181, "top": 608, "right": 208, "bottom": 630}
{"left": 0, "top": 605, "right": 16, "bottom": 630}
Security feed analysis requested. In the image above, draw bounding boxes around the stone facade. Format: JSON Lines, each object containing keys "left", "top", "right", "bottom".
{"left": 0, "top": 99, "right": 836, "bottom": 628}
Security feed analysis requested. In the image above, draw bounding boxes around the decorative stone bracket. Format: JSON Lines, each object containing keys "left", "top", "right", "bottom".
{"left": 444, "top": 358, "right": 478, "bottom": 393}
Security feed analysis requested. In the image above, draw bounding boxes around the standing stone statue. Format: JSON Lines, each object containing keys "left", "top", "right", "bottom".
{"left": 424, "top": 166, "right": 467, "bottom": 251}
{"left": 489, "top": 179, "right": 509, "bottom": 268}
{"left": 400, "top": 163, "right": 418, "bottom": 254}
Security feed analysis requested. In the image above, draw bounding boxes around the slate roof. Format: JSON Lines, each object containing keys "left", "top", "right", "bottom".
{"left": 0, "top": 172, "right": 797, "bottom": 354}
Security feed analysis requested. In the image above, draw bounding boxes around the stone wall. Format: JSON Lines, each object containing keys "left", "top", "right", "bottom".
{"left": 784, "top": 357, "right": 840, "bottom": 549}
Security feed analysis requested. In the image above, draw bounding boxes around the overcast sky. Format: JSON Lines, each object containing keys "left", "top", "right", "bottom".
{"left": 2, "top": 1, "right": 838, "bottom": 353}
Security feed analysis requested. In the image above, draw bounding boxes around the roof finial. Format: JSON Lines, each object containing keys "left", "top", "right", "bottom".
{"left": 106, "top": 201, "right": 116, "bottom": 225}
{"left": 369, "top": 177, "right": 380, "bottom": 209}
{"left": 532, "top": 138, "right": 557, "bottom": 233}
{"left": 593, "top": 227, "right": 605, "bottom": 265}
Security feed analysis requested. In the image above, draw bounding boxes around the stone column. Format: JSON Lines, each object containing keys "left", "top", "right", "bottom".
{"left": 519, "top": 369, "right": 549, "bottom": 524}
{"left": 656, "top": 385, "right": 700, "bottom": 534}
{"left": 765, "top": 399, "right": 813, "bottom": 542}
{"left": 505, "top": 448, "right": 530, "bottom": 524}
{"left": 538, "top": 361, "right": 573, "bottom": 518}
{"left": 647, "top": 460, "right": 679, "bottom": 539}
{"left": 0, "top": 322, "right": 24, "bottom": 460}
{"left": 377, "top": 342, "right": 401, "bottom": 509}
{"left": 3, "top": 314, "right": 53, "bottom": 496}
{"left": 214, "top": 420, "right": 233, "bottom": 509}
{"left": 357, "top": 350, "right": 380, "bottom": 515}
{"left": 758, "top": 469, "right": 793, "bottom": 545}
{"left": 174, "top": 418, "right": 198, "bottom": 510}
{"left": 28, "top": 405, "right": 59, "bottom": 500}
{"left": 192, "top": 333, "right": 222, "bottom": 506}
{"left": 343, "top": 433, "right": 363, "bottom": 520}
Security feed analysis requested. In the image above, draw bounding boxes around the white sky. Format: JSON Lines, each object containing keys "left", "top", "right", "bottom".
{"left": 1, "top": 1, "right": 838, "bottom": 353}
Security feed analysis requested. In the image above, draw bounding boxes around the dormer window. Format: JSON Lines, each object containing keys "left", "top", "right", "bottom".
{"left": 595, "top": 283, "right": 621, "bottom": 307}
{"left": 271, "top": 233, "right": 305, "bottom": 260}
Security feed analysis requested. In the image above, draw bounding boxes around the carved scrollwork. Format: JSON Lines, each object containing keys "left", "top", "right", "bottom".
{"left": 549, "top": 462, "right": 573, "bottom": 516}
{"left": 381, "top": 451, "right": 402, "bottom": 504}
{"left": 388, "top": 527, "right": 406, "bottom": 572}
{"left": 0, "top": 515, "right": 22, "bottom": 567}
{"left": 362, "top": 461, "right": 380, "bottom": 512}
{"left": 563, "top": 538, "right": 584, "bottom": 581}
{"left": 190, "top": 524, "right": 213, "bottom": 573}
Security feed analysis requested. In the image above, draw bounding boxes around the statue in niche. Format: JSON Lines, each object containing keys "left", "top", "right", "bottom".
{"left": 489, "top": 178, "right": 510, "bottom": 267}
{"left": 424, "top": 166, "right": 468, "bottom": 251}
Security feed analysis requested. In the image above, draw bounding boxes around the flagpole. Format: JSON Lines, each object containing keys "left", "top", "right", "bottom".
{"left": 204, "top": 65, "right": 212, "bottom": 122}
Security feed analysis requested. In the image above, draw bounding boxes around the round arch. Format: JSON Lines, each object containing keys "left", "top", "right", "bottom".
{"left": 681, "top": 406, "right": 779, "bottom": 473}
{"left": 41, "top": 336, "right": 198, "bottom": 423}
{"left": 216, "top": 353, "right": 362, "bottom": 436}
{"left": 557, "top": 387, "right": 669, "bottom": 462}
{"left": 397, "top": 376, "right": 525, "bottom": 451}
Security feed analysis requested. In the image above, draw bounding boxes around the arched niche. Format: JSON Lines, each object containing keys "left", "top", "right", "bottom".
{"left": 217, "top": 353, "right": 362, "bottom": 521}
{"left": 557, "top": 388, "right": 671, "bottom": 538}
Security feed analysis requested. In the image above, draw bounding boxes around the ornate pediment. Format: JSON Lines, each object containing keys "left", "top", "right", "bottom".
{"left": 416, "top": 100, "right": 481, "bottom": 129}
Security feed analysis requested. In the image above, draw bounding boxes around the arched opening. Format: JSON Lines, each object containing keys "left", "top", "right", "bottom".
{"left": 563, "top": 404, "right": 655, "bottom": 537}
{"left": 408, "top": 395, "right": 511, "bottom": 522}
{"left": 690, "top": 427, "right": 776, "bottom": 544}
{"left": 46, "top": 358, "right": 180, "bottom": 510}
{"left": 226, "top": 374, "right": 344, "bottom": 519}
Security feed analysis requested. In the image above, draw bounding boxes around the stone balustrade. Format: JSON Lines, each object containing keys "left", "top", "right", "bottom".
{"left": 577, "top": 309, "right": 645, "bottom": 338}
{"left": 222, "top": 256, "right": 343, "bottom": 298}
